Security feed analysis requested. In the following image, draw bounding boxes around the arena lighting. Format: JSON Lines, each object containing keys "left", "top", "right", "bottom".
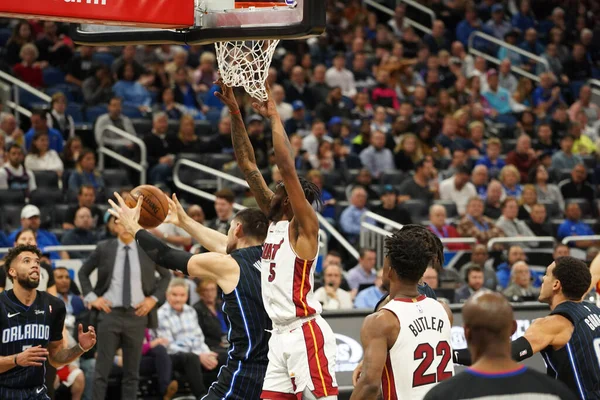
{"left": 0, "top": 0, "right": 195, "bottom": 28}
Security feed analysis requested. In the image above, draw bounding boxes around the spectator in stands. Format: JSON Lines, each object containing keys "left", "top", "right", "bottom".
{"left": 340, "top": 186, "right": 374, "bottom": 244}
{"left": 440, "top": 165, "right": 477, "bottom": 215}
{"left": 12, "top": 43, "right": 45, "bottom": 88}
{"left": 512, "top": 76, "right": 535, "bottom": 108}
{"left": 372, "top": 185, "right": 411, "bottom": 227}
{"left": 156, "top": 278, "right": 219, "bottom": 398}
{"left": 0, "top": 113, "right": 25, "bottom": 149}
{"left": 139, "top": 331, "right": 178, "bottom": 400}
{"left": 65, "top": 45, "right": 95, "bottom": 88}
{"left": 427, "top": 204, "right": 470, "bottom": 251}
{"left": 193, "top": 279, "right": 227, "bottom": 354}
{"left": 519, "top": 28, "right": 545, "bottom": 70}
{"left": 46, "top": 92, "right": 75, "bottom": 141}
{"left": 511, "top": 0, "right": 536, "bottom": 32}
{"left": 533, "top": 164, "right": 565, "bottom": 211}
{"left": 155, "top": 87, "right": 193, "bottom": 121}
{"left": 271, "top": 84, "right": 292, "bottom": 121}
{"left": 571, "top": 121, "right": 597, "bottom": 155}
{"left": 53, "top": 267, "right": 85, "bottom": 330}
{"left": 306, "top": 170, "right": 336, "bottom": 220}
{"left": 325, "top": 53, "right": 356, "bottom": 98}
{"left": 569, "top": 86, "right": 599, "bottom": 125}
{"left": 63, "top": 185, "right": 102, "bottom": 230}
{"left": 505, "top": 135, "right": 536, "bottom": 184}
{"left": 526, "top": 203, "right": 553, "bottom": 237}
{"left": 315, "top": 86, "right": 350, "bottom": 122}
{"left": 518, "top": 184, "right": 538, "bottom": 220}
{"left": 533, "top": 73, "right": 565, "bottom": 117}
{"left": 346, "top": 248, "right": 377, "bottom": 295}
{"left": 207, "top": 189, "right": 235, "bottom": 235}
{"left": 185, "top": 204, "right": 205, "bottom": 226}
{"left": 458, "top": 196, "right": 505, "bottom": 246}
{"left": 302, "top": 120, "right": 329, "bottom": 157}
{"left": 393, "top": 133, "right": 422, "bottom": 172}
{"left": 173, "top": 66, "right": 201, "bottom": 111}
{"left": 496, "top": 197, "right": 537, "bottom": 245}
{"left": 496, "top": 245, "right": 526, "bottom": 289}
{"left": 458, "top": 244, "right": 497, "bottom": 290}
{"left": 533, "top": 123, "right": 559, "bottom": 157}
{"left": 192, "top": 52, "right": 218, "bottom": 94}
{"left": 559, "top": 163, "right": 595, "bottom": 206}
{"left": 67, "top": 149, "right": 105, "bottom": 196}
{"left": 538, "top": 43, "right": 565, "bottom": 78}
{"left": 471, "top": 164, "right": 489, "bottom": 199}
{"left": 314, "top": 264, "right": 353, "bottom": 310}
{"left": 398, "top": 158, "right": 437, "bottom": 206}
{"left": 475, "top": 138, "right": 505, "bottom": 179}
{"left": 61, "top": 207, "right": 98, "bottom": 259}
{"left": 483, "top": 180, "right": 504, "bottom": 219}
{"left": 354, "top": 268, "right": 386, "bottom": 309}
{"left": 370, "top": 106, "right": 392, "bottom": 135}
{"left": 144, "top": 112, "right": 178, "bottom": 184}
{"left": 244, "top": 114, "right": 269, "bottom": 169}
{"left": 423, "top": 19, "right": 450, "bottom": 54}
{"left": 359, "top": 130, "right": 394, "bottom": 180}
{"left": 563, "top": 43, "right": 593, "bottom": 85}
{"left": 165, "top": 51, "right": 192, "bottom": 84}
{"left": 94, "top": 97, "right": 137, "bottom": 148}
{"left": 24, "top": 131, "right": 64, "bottom": 175}
{"left": 112, "top": 45, "right": 145, "bottom": 80}
{"left": 284, "top": 101, "right": 310, "bottom": 137}
{"left": 83, "top": 64, "right": 114, "bottom": 106}
{"left": 553, "top": 243, "right": 570, "bottom": 259}
{"left": 34, "top": 21, "right": 73, "bottom": 68}
{"left": 421, "top": 266, "right": 439, "bottom": 290}
{"left": 456, "top": 7, "right": 483, "bottom": 47}
{"left": 25, "top": 110, "right": 64, "bottom": 153}
{"left": 5, "top": 21, "right": 34, "bottom": 66}
{"left": 485, "top": 4, "right": 512, "bottom": 40}
{"left": 503, "top": 261, "right": 539, "bottom": 302}
{"left": 466, "top": 121, "right": 486, "bottom": 157}
{"left": 8, "top": 205, "right": 64, "bottom": 260}
{"left": 454, "top": 265, "right": 486, "bottom": 303}
{"left": 550, "top": 105, "right": 570, "bottom": 138}
{"left": 499, "top": 165, "right": 523, "bottom": 200}
{"left": 112, "top": 63, "right": 152, "bottom": 112}
{"left": 558, "top": 203, "right": 598, "bottom": 248}
{"left": 0, "top": 143, "right": 36, "bottom": 192}
{"left": 371, "top": 72, "right": 399, "bottom": 112}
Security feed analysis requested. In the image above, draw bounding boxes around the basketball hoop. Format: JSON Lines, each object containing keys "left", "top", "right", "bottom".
{"left": 215, "top": 38, "right": 279, "bottom": 102}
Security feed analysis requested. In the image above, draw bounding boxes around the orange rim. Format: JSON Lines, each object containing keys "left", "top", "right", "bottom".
{"left": 235, "top": 2, "right": 289, "bottom": 8}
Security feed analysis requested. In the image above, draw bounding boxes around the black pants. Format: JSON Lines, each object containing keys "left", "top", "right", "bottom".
{"left": 0, "top": 385, "right": 50, "bottom": 400}
{"left": 170, "top": 352, "right": 207, "bottom": 398}
{"left": 139, "top": 345, "right": 172, "bottom": 395}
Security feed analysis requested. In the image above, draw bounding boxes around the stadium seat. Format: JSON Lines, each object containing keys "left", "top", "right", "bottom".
{"left": 0, "top": 189, "right": 26, "bottom": 205}
{"left": 92, "top": 52, "right": 115, "bottom": 66}
{"left": 195, "top": 120, "right": 213, "bottom": 136}
{"left": 121, "top": 105, "right": 144, "bottom": 119}
{"left": 66, "top": 103, "right": 85, "bottom": 124}
{"left": 205, "top": 108, "right": 222, "bottom": 128}
{"left": 381, "top": 170, "right": 406, "bottom": 185}
{"left": 400, "top": 199, "right": 428, "bottom": 218}
{"left": 49, "top": 228, "right": 65, "bottom": 242}
{"left": 43, "top": 67, "right": 66, "bottom": 87}
{"left": 85, "top": 105, "right": 108, "bottom": 123}
{"left": 38, "top": 206, "right": 55, "bottom": 230}
{"left": 540, "top": 201, "right": 562, "bottom": 219}
{"left": 132, "top": 118, "right": 152, "bottom": 136}
{"left": 17, "top": 88, "right": 45, "bottom": 109}
{"left": 0, "top": 28, "right": 11, "bottom": 47}
{"left": 30, "top": 188, "right": 65, "bottom": 207}
{"left": 581, "top": 155, "right": 596, "bottom": 169}
{"left": 322, "top": 171, "right": 342, "bottom": 190}
{"left": 434, "top": 200, "right": 458, "bottom": 218}
{"left": 1, "top": 204, "right": 24, "bottom": 232}
{"left": 436, "top": 157, "right": 451, "bottom": 171}
{"left": 103, "top": 169, "right": 132, "bottom": 187}
{"left": 566, "top": 198, "right": 593, "bottom": 218}
{"left": 51, "top": 204, "right": 71, "bottom": 228}
{"left": 167, "top": 120, "right": 180, "bottom": 136}
{"left": 204, "top": 153, "right": 233, "bottom": 170}
{"left": 32, "top": 170, "right": 59, "bottom": 188}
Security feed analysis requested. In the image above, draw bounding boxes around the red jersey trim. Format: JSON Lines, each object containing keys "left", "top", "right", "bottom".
{"left": 293, "top": 257, "right": 316, "bottom": 317}
{"left": 381, "top": 355, "right": 398, "bottom": 400}
{"left": 393, "top": 294, "right": 427, "bottom": 303}
{"left": 302, "top": 319, "right": 338, "bottom": 398}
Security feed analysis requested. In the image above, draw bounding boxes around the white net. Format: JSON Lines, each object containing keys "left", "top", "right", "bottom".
{"left": 215, "top": 39, "right": 280, "bottom": 102}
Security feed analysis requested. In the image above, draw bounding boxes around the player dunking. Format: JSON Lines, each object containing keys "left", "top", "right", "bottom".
{"left": 109, "top": 193, "right": 272, "bottom": 400}
{"left": 351, "top": 226, "right": 454, "bottom": 400}
{"left": 216, "top": 79, "right": 338, "bottom": 399}
{"left": 0, "top": 245, "right": 96, "bottom": 400}
{"left": 454, "top": 256, "right": 600, "bottom": 399}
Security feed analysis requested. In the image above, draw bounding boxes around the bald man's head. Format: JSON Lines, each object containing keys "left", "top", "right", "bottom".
{"left": 463, "top": 292, "right": 516, "bottom": 357}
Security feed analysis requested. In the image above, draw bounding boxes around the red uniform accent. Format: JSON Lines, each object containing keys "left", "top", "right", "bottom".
{"left": 301, "top": 319, "right": 338, "bottom": 398}
{"left": 292, "top": 257, "right": 316, "bottom": 317}
{"left": 260, "top": 390, "right": 301, "bottom": 400}
{"left": 382, "top": 355, "right": 398, "bottom": 400}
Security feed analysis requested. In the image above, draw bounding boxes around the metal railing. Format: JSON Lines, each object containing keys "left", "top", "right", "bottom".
{"left": 98, "top": 125, "right": 148, "bottom": 185}
{"left": 587, "top": 79, "right": 600, "bottom": 99}
{"left": 0, "top": 70, "right": 51, "bottom": 124}
{"left": 0, "top": 245, "right": 96, "bottom": 254}
{"left": 467, "top": 31, "right": 549, "bottom": 82}
{"left": 363, "top": 0, "right": 432, "bottom": 35}
{"left": 562, "top": 235, "right": 600, "bottom": 246}
{"left": 400, "top": 0, "right": 435, "bottom": 29}
{"left": 173, "top": 159, "right": 351, "bottom": 258}
{"left": 487, "top": 236, "right": 556, "bottom": 251}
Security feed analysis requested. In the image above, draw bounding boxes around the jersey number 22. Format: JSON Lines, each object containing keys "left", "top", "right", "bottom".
{"left": 413, "top": 341, "right": 452, "bottom": 387}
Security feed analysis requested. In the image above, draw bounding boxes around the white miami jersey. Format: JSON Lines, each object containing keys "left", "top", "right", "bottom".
{"left": 260, "top": 220, "right": 322, "bottom": 326}
{"left": 381, "top": 295, "right": 454, "bottom": 400}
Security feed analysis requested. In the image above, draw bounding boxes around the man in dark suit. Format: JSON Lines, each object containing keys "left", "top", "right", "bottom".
{"left": 79, "top": 213, "right": 170, "bottom": 400}
{"left": 143, "top": 112, "right": 178, "bottom": 184}
{"left": 454, "top": 265, "right": 487, "bottom": 303}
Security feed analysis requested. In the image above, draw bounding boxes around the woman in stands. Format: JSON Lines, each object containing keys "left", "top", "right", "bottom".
{"left": 532, "top": 164, "right": 565, "bottom": 212}
{"left": 46, "top": 92, "right": 75, "bottom": 141}
{"left": 62, "top": 136, "right": 83, "bottom": 171}
{"left": 12, "top": 43, "right": 46, "bottom": 88}
{"left": 499, "top": 164, "right": 523, "bottom": 200}
{"left": 112, "top": 62, "right": 152, "bottom": 113}
{"left": 394, "top": 133, "right": 422, "bottom": 172}
{"left": 175, "top": 114, "right": 203, "bottom": 153}
{"left": 513, "top": 77, "right": 534, "bottom": 108}
{"left": 193, "top": 279, "right": 228, "bottom": 356}
{"left": 5, "top": 20, "right": 33, "bottom": 66}
{"left": 67, "top": 149, "right": 105, "bottom": 196}
{"left": 518, "top": 184, "right": 538, "bottom": 220}
{"left": 24, "top": 131, "right": 64, "bottom": 176}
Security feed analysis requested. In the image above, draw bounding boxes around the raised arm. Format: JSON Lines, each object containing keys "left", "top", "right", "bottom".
{"left": 165, "top": 194, "right": 228, "bottom": 254}
{"left": 589, "top": 252, "right": 600, "bottom": 296}
{"left": 214, "top": 79, "right": 273, "bottom": 214}
{"left": 252, "top": 85, "right": 319, "bottom": 258}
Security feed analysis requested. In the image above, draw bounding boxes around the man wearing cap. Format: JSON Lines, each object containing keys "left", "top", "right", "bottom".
{"left": 284, "top": 100, "right": 310, "bottom": 137}
{"left": 484, "top": 4, "right": 512, "bottom": 40}
{"left": 372, "top": 185, "right": 412, "bottom": 228}
{"left": 440, "top": 165, "right": 478, "bottom": 215}
{"left": 7, "top": 204, "right": 66, "bottom": 260}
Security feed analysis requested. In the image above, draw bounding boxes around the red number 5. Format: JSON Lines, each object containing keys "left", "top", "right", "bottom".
{"left": 412, "top": 341, "right": 452, "bottom": 387}
{"left": 268, "top": 262, "right": 276, "bottom": 282}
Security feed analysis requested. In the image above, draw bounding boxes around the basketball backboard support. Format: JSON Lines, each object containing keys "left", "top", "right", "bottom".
{"left": 68, "top": 0, "right": 325, "bottom": 45}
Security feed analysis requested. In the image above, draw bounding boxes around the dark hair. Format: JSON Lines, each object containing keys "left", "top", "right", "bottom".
{"left": 384, "top": 225, "right": 440, "bottom": 283}
{"left": 78, "top": 184, "right": 96, "bottom": 196}
{"left": 234, "top": 208, "right": 269, "bottom": 242}
{"left": 215, "top": 188, "right": 235, "bottom": 204}
{"left": 29, "top": 131, "right": 49, "bottom": 156}
{"left": 109, "top": 96, "right": 122, "bottom": 105}
{"left": 501, "top": 196, "right": 518, "bottom": 210}
{"left": 7, "top": 143, "right": 23, "bottom": 153}
{"left": 30, "top": 109, "right": 46, "bottom": 119}
{"left": 326, "top": 250, "right": 342, "bottom": 259}
{"left": 278, "top": 176, "right": 323, "bottom": 211}
{"left": 359, "top": 247, "right": 376, "bottom": 258}
{"left": 466, "top": 265, "right": 483, "bottom": 281}
{"left": 53, "top": 266, "right": 69, "bottom": 274}
{"left": 15, "top": 229, "right": 36, "bottom": 244}
{"left": 8, "top": 21, "right": 32, "bottom": 45}
{"left": 64, "top": 136, "right": 83, "bottom": 161}
{"left": 3, "top": 245, "right": 42, "bottom": 282}
{"left": 554, "top": 243, "right": 569, "bottom": 252}
{"left": 77, "top": 149, "right": 96, "bottom": 165}
{"left": 553, "top": 257, "right": 591, "bottom": 300}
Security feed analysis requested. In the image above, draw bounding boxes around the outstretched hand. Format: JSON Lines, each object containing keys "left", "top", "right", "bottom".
{"left": 164, "top": 193, "right": 188, "bottom": 228}
{"left": 251, "top": 81, "right": 278, "bottom": 119}
{"left": 108, "top": 192, "right": 143, "bottom": 236}
{"left": 214, "top": 78, "right": 239, "bottom": 112}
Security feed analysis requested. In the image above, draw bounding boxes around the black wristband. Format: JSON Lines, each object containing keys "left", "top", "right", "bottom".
{"left": 452, "top": 348, "right": 472, "bottom": 366}
{"left": 14, "top": 355, "right": 19, "bottom": 367}
{"left": 511, "top": 336, "right": 534, "bottom": 362}
{"left": 135, "top": 230, "right": 192, "bottom": 275}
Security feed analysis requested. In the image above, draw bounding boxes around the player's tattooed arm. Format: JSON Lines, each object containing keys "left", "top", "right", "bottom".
{"left": 47, "top": 341, "right": 84, "bottom": 368}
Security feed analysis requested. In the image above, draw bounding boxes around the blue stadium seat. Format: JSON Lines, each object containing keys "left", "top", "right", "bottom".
{"left": 66, "top": 103, "right": 85, "bottom": 123}
{"left": 121, "top": 105, "right": 143, "bottom": 119}
{"left": 205, "top": 108, "right": 222, "bottom": 128}
{"left": 103, "top": 169, "right": 131, "bottom": 187}
{"left": 92, "top": 52, "right": 115, "bottom": 67}
{"left": 0, "top": 28, "right": 11, "bottom": 47}
{"left": 85, "top": 105, "right": 108, "bottom": 123}
{"left": 45, "top": 84, "right": 79, "bottom": 102}
{"left": 43, "top": 67, "right": 65, "bottom": 87}
{"left": 17, "top": 88, "right": 46, "bottom": 109}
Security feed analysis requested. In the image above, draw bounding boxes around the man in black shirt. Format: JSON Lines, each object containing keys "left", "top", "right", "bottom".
{"left": 371, "top": 185, "right": 412, "bottom": 227}
{"left": 526, "top": 203, "right": 553, "bottom": 237}
{"left": 0, "top": 245, "right": 96, "bottom": 399}
{"left": 65, "top": 46, "right": 96, "bottom": 88}
{"left": 143, "top": 112, "right": 178, "bottom": 184}
{"left": 64, "top": 185, "right": 103, "bottom": 230}
{"left": 398, "top": 158, "right": 436, "bottom": 206}
{"left": 559, "top": 164, "right": 595, "bottom": 213}
{"left": 425, "top": 292, "right": 576, "bottom": 400}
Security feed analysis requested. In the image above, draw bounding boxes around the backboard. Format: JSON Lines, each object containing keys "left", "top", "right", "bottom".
{"left": 68, "top": 0, "right": 325, "bottom": 45}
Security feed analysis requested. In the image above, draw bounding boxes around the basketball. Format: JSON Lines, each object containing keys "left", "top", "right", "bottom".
{"left": 125, "top": 185, "right": 169, "bottom": 229}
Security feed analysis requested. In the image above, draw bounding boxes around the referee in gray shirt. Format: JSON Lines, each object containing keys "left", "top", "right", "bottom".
{"left": 79, "top": 213, "right": 170, "bottom": 400}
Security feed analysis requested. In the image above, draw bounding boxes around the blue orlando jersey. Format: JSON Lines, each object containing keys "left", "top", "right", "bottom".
{"left": 225, "top": 245, "right": 272, "bottom": 364}
{"left": 541, "top": 301, "right": 600, "bottom": 399}
{"left": 0, "top": 290, "right": 65, "bottom": 391}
